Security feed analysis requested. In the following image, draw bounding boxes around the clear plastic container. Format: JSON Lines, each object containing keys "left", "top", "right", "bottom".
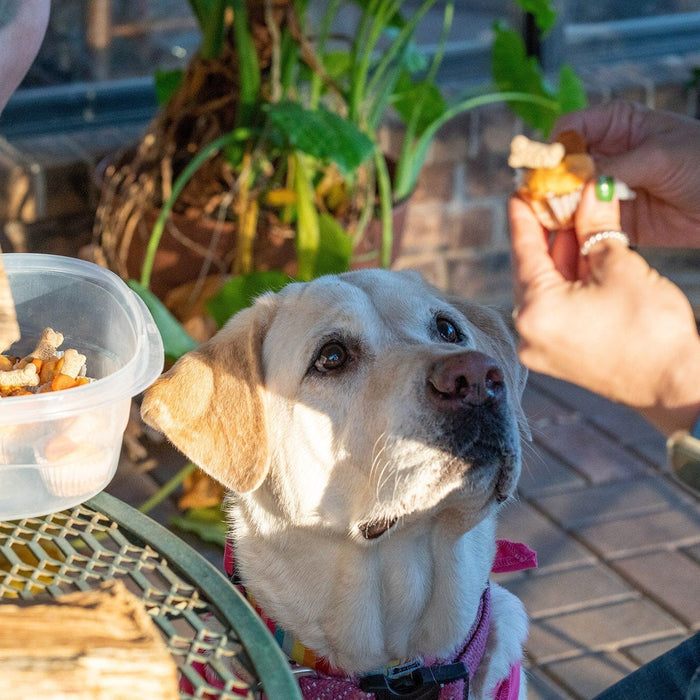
{"left": 0, "top": 254, "right": 164, "bottom": 520}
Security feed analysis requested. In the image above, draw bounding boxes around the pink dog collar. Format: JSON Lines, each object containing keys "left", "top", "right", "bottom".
{"left": 222, "top": 539, "right": 537, "bottom": 699}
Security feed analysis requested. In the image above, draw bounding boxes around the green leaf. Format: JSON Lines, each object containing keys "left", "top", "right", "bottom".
{"left": 127, "top": 280, "right": 197, "bottom": 360}
{"left": 154, "top": 69, "right": 183, "bottom": 106}
{"left": 171, "top": 506, "right": 227, "bottom": 548}
{"left": 513, "top": 0, "right": 557, "bottom": 35}
{"left": 265, "top": 101, "right": 374, "bottom": 175}
{"left": 206, "top": 271, "right": 291, "bottom": 328}
{"left": 314, "top": 213, "right": 353, "bottom": 277}
{"left": 321, "top": 51, "right": 352, "bottom": 82}
{"left": 491, "top": 25, "right": 557, "bottom": 136}
{"left": 557, "top": 64, "right": 588, "bottom": 115}
{"left": 391, "top": 74, "right": 447, "bottom": 136}
{"left": 382, "top": 27, "right": 429, "bottom": 74}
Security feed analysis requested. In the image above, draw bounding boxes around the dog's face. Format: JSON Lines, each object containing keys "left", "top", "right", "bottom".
{"left": 142, "top": 269, "right": 528, "bottom": 542}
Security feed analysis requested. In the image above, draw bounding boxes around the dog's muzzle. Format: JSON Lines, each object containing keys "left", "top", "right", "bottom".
{"left": 425, "top": 350, "right": 519, "bottom": 500}
{"left": 426, "top": 351, "right": 505, "bottom": 411}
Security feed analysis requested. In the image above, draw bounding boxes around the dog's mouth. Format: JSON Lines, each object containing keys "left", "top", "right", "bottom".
{"left": 358, "top": 516, "right": 398, "bottom": 540}
{"left": 356, "top": 455, "right": 518, "bottom": 542}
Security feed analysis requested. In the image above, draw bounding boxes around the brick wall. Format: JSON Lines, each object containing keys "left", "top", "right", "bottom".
{"left": 390, "top": 104, "right": 519, "bottom": 308}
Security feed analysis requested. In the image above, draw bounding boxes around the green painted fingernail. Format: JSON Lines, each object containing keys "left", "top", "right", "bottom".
{"left": 595, "top": 175, "right": 615, "bottom": 202}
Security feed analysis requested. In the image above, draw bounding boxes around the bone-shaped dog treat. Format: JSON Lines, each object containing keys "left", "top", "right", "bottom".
{"left": 508, "top": 135, "right": 565, "bottom": 169}
{"left": 0, "top": 363, "right": 39, "bottom": 388}
{"left": 59, "top": 349, "right": 86, "bottom": 379}
{"left": 23, "top": 328, "right": 65, "bottom": 362}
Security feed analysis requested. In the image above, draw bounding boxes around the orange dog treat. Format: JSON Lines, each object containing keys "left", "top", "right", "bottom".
{"left": 509, "top": 131, "right": 595, "bottom": 230}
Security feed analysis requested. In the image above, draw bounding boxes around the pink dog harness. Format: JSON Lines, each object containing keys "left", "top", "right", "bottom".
{"left": 221, "top": 539, "right": 536, "bottom": 700}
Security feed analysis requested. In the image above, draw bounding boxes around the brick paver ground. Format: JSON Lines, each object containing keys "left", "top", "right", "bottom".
{"left": 495, "top": 373, "right": 700, "bottom": 699}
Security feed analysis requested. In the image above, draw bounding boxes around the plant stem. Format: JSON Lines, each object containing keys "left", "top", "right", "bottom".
{"left": 198, "top": 0, "right": 227, "bottom": 60}
{"left": 311, "top": 0, "right": 342, "bottom": 108}
{"left": 138, "top": 462, "right": 196, "bottom": 515}
{"left": 140, "top": 129, "right": 250, "bottom": 290}
{"left": 393, "top": 91, "right": 560, "bottom": 202}
{"left": 396, "top": 0, "right": 453, "bottom": 179}
{"left": 374, "top": 147, "right": 393, "bottom": 268}
{"left": 365, "top": 0, "right": 438, "bottom": 131}
{"left": 293, "top": 151, "right": 321, "bottom": 280}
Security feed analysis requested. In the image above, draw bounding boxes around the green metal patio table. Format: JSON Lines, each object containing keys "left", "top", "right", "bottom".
{"left": 0, "top": 491, "right": 301, "bottom": 700}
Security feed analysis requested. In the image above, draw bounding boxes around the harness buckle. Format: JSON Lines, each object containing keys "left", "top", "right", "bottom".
{"left": 359, "top": 661, "right": 469, "bottom": 699}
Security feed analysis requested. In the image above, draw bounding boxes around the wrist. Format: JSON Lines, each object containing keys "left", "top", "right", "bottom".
{"left": 641, "top": 339, "right": 700, "bottom": 436}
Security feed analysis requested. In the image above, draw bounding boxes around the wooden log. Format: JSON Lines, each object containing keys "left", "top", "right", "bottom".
{"left": 0, "top": 580, "right": 179, "bottom": 699}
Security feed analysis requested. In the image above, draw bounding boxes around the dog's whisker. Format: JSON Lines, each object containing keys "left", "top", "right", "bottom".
{"left": 375, "top": 459, "right": 395, "bottom": 502}
{"left": 370, "top": 434, "right": 398, "bottom": 500}
{"left": 369, "top": 432, "right": 390, "bottom": 482}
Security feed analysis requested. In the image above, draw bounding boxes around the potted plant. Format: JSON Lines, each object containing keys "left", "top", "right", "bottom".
{"left": 94, "top": 0, "right": 582, "bottom": 359}
{"left": 95, "top": 0, "right": 585, "bottom": 540}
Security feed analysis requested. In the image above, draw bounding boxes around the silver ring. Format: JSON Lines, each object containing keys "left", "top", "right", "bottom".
{"left": 580, "top": 230, "right": 630, "bottom": 257}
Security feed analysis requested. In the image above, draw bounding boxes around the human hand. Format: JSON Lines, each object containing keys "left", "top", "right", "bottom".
{"left": 0, "top": 0, "right": 50, "bottom": 115}
{"left": 554, "top": 100, "right": 700, "bottom": 248}
{"left": 510, "top": 181, "right": 700, "bottom": 435}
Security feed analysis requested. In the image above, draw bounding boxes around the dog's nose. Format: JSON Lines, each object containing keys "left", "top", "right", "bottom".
{"left": 427, "top": 352, "right": 505, "bottom": 409}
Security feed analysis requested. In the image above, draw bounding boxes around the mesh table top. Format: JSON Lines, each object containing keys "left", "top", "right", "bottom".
{"left": 0, "top": 491, "right": 301, "bottom": 700}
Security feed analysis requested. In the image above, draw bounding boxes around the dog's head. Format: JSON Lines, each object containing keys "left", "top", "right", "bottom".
{"left": 142, "top": 269, "right": 529, "bottom": 539}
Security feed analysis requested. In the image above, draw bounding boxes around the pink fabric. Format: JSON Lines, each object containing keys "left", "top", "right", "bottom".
{"left": 491, "top": 661, "right": 521, "bottom": 700}
{"left": 224, "top": 536, "right": 235, "bottom": 576}
{"left": 492, "top": 539, "right": 538, "bottom": 574}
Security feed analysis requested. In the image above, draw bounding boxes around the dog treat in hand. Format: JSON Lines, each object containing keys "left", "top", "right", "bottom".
{"left": 0, "top": 327, "right": 90, "bottom": 397}
{"left": 509, "top": 131, "right": 636, "bottom": 230}
{"left": 509, "top": 131, "right": 595, "bottom": 230}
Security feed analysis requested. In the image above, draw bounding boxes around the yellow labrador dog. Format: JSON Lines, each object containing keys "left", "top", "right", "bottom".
{"left": 142, "top": 269, "right": 534, "bottom": 699}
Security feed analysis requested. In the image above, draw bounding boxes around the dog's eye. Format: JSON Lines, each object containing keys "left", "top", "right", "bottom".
{"left": 436, "top": 316, "right": 460, "bottom": 343}
{"left": 314, "top": 342, "right": 348, "bottom": 372}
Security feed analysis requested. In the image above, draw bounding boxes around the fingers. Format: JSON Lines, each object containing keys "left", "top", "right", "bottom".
{"left": 549, "top": 228, "right": 579, "bottom": 282}
{"left": 574, "top": 180, "right": 622, "bottom": 242}
{"left": 553, "top": 100, "right": 648, "bottom": 155}
{"left": 573, "top": 180, "right": 636, "bottom": 284}
{"left": 508, "top": 196, "right": 560, "bottom": 307}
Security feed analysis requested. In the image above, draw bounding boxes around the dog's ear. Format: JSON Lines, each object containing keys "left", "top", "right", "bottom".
{"left": 447, "top": 296, "right": 531, "bottom": 440}
{"left": 141, "top": 296, "right": 277, "bottom": 493}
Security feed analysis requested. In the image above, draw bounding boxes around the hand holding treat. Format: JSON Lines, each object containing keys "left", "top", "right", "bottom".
{"left": 509, "top": 178, "right": 700, "bottom": 437}
{"left": 555, "top": 100, "right": 700, "bottom": 247}
{"left": 509, "top": 131, "right": 634, "bottom": 230}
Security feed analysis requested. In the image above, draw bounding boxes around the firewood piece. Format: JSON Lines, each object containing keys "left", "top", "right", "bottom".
{"left": 0, "top": 580, "right": 179, "bottom": 699}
